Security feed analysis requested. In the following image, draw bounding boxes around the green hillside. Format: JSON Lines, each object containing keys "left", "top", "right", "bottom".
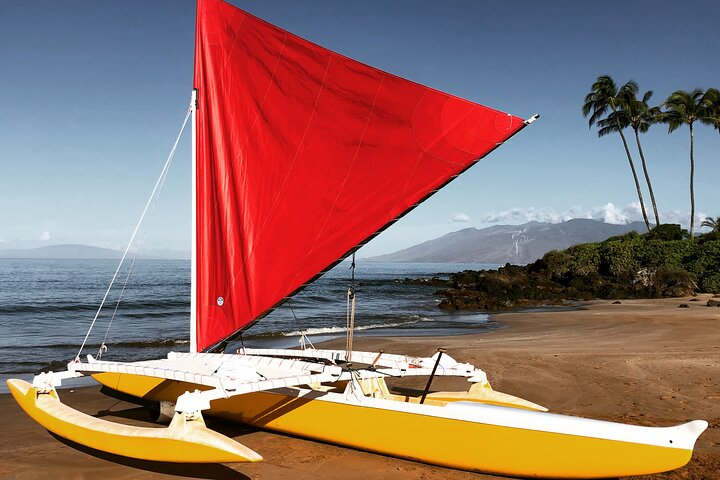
{"left": 438, "top": 224, "right": 720, "bottom": 310}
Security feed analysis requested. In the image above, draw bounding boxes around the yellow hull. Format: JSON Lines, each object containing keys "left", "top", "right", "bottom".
{"left": 7, "top": 378, "right": 262, "bottom": 463}
{"left": 93, "top": 372, "right": 696, "bottom": 478}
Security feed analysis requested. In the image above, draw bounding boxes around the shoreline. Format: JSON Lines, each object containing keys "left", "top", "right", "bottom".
{"left": 2, "top": 295, "right": 718, "bottom": 479}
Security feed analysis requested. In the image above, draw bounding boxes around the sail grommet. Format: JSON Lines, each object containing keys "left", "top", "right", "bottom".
{"left": 217, "top": 297, "right": 224, "bottom": 306}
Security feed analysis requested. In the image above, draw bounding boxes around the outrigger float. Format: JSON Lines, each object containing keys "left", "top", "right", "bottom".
{"left": 8, "top": 0, "right": 707, "bottom": 477}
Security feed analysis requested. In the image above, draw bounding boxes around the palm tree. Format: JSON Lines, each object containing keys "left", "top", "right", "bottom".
{"left": 661, "top": 89, "right": 708, "bottom": 238}
{"left": 599, "top": 89, "right": 661, "bottom": 226}
{"left": 583, "top": 76, "right": 651, "bottom": 231}
{"left": 701, "top": 216, "right": 720, "bottom": 232}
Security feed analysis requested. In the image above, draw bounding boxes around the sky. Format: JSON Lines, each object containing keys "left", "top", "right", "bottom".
{"left": 1, "top": 0, "right": 719, "bottom": 258}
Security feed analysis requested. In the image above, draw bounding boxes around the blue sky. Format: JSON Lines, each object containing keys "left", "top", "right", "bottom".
{"left": 1, "top": 0, "right": 719, "bottom": 258}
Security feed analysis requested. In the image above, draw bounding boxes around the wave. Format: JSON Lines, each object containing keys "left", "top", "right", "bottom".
{"left": 35, "top": 359, "right": 69, "bottom": 374}
{"left": 279, "top": 316, "right": 431, "bottom": 337}
{"left": 1, "top": 339, "right": 189, "bottom": 374}
{"left": 9, "top": 338, "right": 189, "bottom": 351}
{"left": 118, "top": 339, "right": 189, "bottom": 348}
{"left": 0, "top": 299, "right": 189, "bottom": 315}
{"left": 123, "top": 310, "right": 189, "bottom": 319}
{"left": 0, "top": 360, "right": 49, "bottom": 375}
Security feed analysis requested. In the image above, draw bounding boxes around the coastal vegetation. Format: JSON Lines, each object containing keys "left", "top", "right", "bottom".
{"left": 582, "top": 77, "right": 719, "bottom": 236}
{"left": 435, "top": 225, "right": 720, "bottom": 311}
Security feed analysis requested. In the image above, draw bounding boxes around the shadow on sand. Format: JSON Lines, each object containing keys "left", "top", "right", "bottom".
{"left": 49, "top": 432, "right": 252, "bottom": 480}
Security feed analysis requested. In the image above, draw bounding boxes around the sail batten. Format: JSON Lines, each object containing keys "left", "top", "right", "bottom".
{"left": 193, "top": 0, "right": 527, "bottom": 352}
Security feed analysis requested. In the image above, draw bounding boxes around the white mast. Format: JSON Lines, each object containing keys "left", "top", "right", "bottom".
{"left": 190, "top": 88, "right": 198, "bottom": 353}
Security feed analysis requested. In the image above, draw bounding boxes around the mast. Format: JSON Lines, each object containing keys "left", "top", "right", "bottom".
{"left": 190, "top": 88, "right": 198, "bottom": 353}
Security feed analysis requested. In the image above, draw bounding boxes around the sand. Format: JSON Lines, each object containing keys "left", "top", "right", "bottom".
{"left": 1, "top": 295, "right": 718, "bottom": 479}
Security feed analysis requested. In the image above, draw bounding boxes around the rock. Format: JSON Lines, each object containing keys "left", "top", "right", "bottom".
{"left": 612, "top": 301, "right": 622, "bottom": 305}
{"left": 707, "top": 299, "right": 720, "bottom": 307}
{"left": 678, "top": 303, "right": 690, "bottom": 308}
{"left": 397, "top": 276, "right": 448, "bottom": 286}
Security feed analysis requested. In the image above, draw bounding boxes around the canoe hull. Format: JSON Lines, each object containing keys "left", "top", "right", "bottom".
{"left": 92, "top": 372, "right": 700, "bottom": 478}
{"left": 6, "top": 378, "right": 262, "bottom": 463}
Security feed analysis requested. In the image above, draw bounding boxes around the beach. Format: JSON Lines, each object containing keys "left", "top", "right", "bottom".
{"left": 1, "top": 296, "right": 718, "bottom": 480}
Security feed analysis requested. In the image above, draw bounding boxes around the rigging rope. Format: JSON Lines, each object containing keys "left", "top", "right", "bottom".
{"left": 288, "top": 302, "right": 315, "bottom": 350}
{"left": 74, "top": 98, "right": 193, "bottom": 362}
{"left": 96, "top": 163, "right": 167, "bottom": 358}
{"left": 345, "top": 253, "right": 357, "bottom": 362}
{"left": 96, "top": 124, "right": 176, "bottom": 358}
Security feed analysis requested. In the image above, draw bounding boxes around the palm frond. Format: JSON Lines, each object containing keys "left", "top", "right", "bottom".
{"left": 618, "top": 80, "right": 639, "bottom": 99}
{"left": 662, "top": 89, "right": 706, "bottom": 132}
{"left": 699, "top": 88, "right": 720, "bottom": 130}
{"left": 597, "top": 124, "right": 619, "bottom": 137}
{"left": 582, "top": 75, "right": 621, "bottom": 127}
{"left": 700, "top": 216, "right": 720, "bottom": 232}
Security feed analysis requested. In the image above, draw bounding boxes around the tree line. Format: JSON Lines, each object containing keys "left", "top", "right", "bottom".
{"left": 582, "top": 76, "right": 719, "bottom": 237}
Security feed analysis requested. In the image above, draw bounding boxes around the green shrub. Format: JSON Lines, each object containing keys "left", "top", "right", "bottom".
{"left": 646, "top": 224, "right": 687, "bottom": 241}
{"left": 599, "top": 237, "right": 641, "bottom": 278}
{"left": 636, "top": 240, "right": 694, "bottom": 269}
{"left": 540, "top": 249, "right": 573, "bottom": 280}
{"left": 698, "top": 231, "right": 720, "bottom": 243}
{"left": 567, "top": 243, "right": 601, "bottom": 276}
{"left": 700, "top": 272, "right": 720, "bottom": 293}
{"left": 685, "top": 240, "right": 720, "bottom": 278}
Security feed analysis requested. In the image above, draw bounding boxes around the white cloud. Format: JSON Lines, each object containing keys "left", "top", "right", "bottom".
{"left": 450, "top": 212, "right": 471, "bottom": 223}
{"left": 588, "top": 202, "right": 638, "bottom": 225}
{"left": 480, "top": 202, "right": 700, "bottom": 227}
{"left": 38, "top": 231, "right": 52, "bottom": 241}
{"left": 662, "top": 210, "right": 709, "bottom": 230}
{"left": 481, "top": 206, "right": 579, "bottom": 224}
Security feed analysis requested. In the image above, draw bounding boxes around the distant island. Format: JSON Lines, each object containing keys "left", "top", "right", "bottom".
{"left": 366, "top": 218, "right": 648, "bottom": 264}
{"left": 0, "top": 244, "right": 188, "bottom": 260}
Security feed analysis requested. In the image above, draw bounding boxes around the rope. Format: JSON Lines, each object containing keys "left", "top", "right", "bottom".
{"left": 96, "top": 168, "right": 165, "bottom": 359}
{"left": 75, "top": 99, "right": 193, "bottom": 362}
{"left": 96, "top": 124, "right": 175, "bottom": 358}
{"left": 288, "top": 302, "right": 315, "bottom": 350}
{"left": 344, "top": 286, "right": 356, "bottom": 361}
{"left": 345, "top": 253, "right": 357, "bottom": 362}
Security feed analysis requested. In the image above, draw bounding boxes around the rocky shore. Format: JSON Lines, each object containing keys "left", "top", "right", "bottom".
{"left": 425, "top": 227, "right": 720, "bottom": 311}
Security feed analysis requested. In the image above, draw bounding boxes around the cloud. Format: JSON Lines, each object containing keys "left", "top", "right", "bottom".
{"left": 480, "top": 202, "right": 699, "bottom": 227}
{"left": 481, "top": 206, "right": 579, "bottom": 224}
{"left": 450, "top": 213, "right": 471, "bottom": 223}
{"left": 587, "top": 202, "right": 641, "bottom": 225}
{"left": 38, "top": 231, "right": 52, "bottom": 241}
{"left": 663, "top": 210, "right": 709, "bottom": 229}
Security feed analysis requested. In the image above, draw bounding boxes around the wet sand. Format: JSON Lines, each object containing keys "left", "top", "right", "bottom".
{"left": 1, "top": 296, "right": 718, "bottom": 479}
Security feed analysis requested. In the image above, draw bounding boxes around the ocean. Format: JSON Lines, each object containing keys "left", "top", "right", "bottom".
{"left": 0, "top": 259, "right": 500, "bottom": 388}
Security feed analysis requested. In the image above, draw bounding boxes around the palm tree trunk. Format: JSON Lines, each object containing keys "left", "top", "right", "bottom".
{"left": 689, "top": 123, "right": 695, "bottom": 238}
{"left": 633, "top": 129, "right": 660, "bottom": 226}
{"left": 616, "top": 121, "right": 651, "bottom": 231}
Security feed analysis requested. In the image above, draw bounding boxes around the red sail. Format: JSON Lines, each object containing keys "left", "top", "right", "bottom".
{"left": 193, "top": 0, "right": 527, "bottom": 352}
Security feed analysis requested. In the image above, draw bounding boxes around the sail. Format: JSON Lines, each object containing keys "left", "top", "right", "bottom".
{"left": 193, "top": 0, "right": 527, "bottom": 352}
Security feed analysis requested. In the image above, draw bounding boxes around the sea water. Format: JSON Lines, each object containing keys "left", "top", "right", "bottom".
{"left": 0, "top": 259, "right": 500, "bottom": 387}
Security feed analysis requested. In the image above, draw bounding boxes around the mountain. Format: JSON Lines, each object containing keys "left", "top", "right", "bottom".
{"left": 365, "top": 219, "right": 648, "bottom": 264}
